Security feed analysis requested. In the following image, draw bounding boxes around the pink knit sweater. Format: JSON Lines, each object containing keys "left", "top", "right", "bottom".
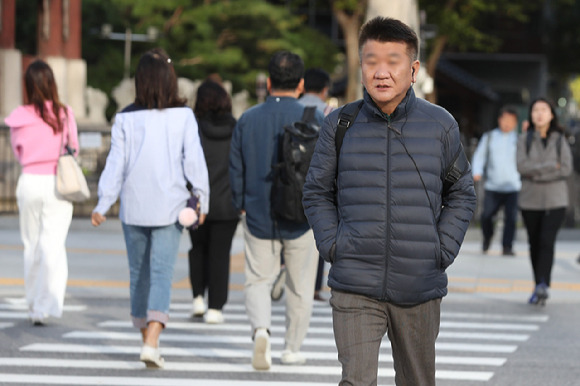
{"left": 5, "top": 103, "right": 79, "bottom": 175}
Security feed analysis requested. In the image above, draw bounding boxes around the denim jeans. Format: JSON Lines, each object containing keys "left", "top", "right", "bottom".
{"left": 122, "top": 222, "right": 182, "bottom": 328}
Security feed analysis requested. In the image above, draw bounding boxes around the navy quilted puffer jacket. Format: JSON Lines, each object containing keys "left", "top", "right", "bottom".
{"left": 302, "top": 88, "right": 476, "bottom": 305}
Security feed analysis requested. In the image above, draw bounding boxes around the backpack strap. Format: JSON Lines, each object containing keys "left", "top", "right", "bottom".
{"left": 525, "top": 129, "right": 534, "bottom": 156}
{"left": 557, "top": 133, "right": 562, "bottom": 161}
{"left": 302, "top": 106, "right": 317, "bottom": 123}
{"left": 484, "top": 131, "right": 492, "bottom": 177}
{"left": 335, "top": 100, "right": 364, "bottom": 158}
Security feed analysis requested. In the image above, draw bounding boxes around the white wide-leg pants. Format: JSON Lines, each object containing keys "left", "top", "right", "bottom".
{"left": 16, "top": 174, "right": 73, "bottom": 319}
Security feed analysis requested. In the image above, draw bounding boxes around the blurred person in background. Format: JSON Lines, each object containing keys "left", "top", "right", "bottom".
{"left": 188, "top": 79, "right": 239, "bottom": 324}
{"left": 229, "top": 51, "right": 324, "bottom": 370}
{"left": 517, "top": 97, "right": 572, "bottom": 305}
{"left": 5, "top": 59, "right": 79, "bottom": 326}
{"left": 471, "top": 107, "right": 521, "bottom": 256}
{"left": 91, "top": 48, "right": 209, "bottom": 368}
{"left": 298, "top": 67, "right": 334, "bottom": 301}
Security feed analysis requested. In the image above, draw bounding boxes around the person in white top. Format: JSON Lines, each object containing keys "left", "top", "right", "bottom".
{"left": 91, "top": 48, "right": 209, "bottom": 369}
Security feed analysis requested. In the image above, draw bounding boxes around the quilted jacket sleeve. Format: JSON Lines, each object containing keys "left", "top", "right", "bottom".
{"left": 303, "top": 115, "right": 339, "bottom": 262}
{"left": 438, "top": 122, "right": 477, "bottom": 269}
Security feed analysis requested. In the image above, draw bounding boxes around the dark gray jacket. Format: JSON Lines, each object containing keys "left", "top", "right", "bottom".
{"left": 302, "top": 88, "right": 476, "bottom": 305}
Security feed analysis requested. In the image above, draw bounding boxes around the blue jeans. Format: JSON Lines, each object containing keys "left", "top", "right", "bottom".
{"left": 122, "top": 222, "right": 182, "bottom": 328}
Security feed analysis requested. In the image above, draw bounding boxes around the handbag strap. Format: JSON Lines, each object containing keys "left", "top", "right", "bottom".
{"left": 59, "top": 113, "right": 73, "bottom": 156}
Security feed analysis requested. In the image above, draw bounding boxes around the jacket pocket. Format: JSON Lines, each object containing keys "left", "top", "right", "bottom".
{"left": 334, "top": 220, "right": 345, "bottom": 264}
{"left": 433, "top": 223, "right": 442, "bottom": 269}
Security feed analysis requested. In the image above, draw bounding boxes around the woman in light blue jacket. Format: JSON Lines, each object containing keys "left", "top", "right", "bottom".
{"left": 91, "top": 48, "right": 209, "bottom": 368}
{"left": 517, "top": 97, "right": 572, "bottom": 305}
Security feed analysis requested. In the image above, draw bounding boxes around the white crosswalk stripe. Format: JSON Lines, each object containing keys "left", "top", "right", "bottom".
{"left": 0, "top": 297, "right": 548, "bottom": 385}
{"left": 99, "top": 320, "right": 530, "bottom": 341}
{"left": 0, "top": 300, "right": 86, "bottom": 320}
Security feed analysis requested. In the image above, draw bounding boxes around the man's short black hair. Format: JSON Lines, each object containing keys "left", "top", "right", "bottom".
{"left": 268, "top": 51, "right": 304, "bottom": 91}
{"left": 304, "top": 68, "right": 331, "bottom": 93}
{"left": 499, "top": 106, "right": 518, "bottom": 118}
{"left": 358, "top": 17, "right": 419, "bottom": 61}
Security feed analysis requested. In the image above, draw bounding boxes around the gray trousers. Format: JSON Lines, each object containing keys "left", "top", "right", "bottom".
{"left": 242, "top": 217, "right": 318, "bottom": 352}
{"left": 330, "top": 290, "right": 441, "bottom": 386}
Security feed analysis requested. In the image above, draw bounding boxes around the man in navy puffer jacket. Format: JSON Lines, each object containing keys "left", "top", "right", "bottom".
{"left": 303, "top": 17, "right": 476, "bottom": 386}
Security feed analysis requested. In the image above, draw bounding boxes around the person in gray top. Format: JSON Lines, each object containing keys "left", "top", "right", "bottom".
{"left": 302, "top": 17, "right": 476, "bottom": 386}
{"left": 517, "top": 97, "right": 572, "bottom": 305}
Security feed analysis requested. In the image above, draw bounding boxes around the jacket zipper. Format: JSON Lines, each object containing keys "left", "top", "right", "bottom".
{"left": 381, "top": 113, "right": 392, "bottom": 301}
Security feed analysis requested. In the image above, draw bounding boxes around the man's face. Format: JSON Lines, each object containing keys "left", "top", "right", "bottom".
{"left": 498, "top": 112, "right": 518, "bottom": 133}
{"left": 360, "top": 40, "right": 418, "bottom": 114}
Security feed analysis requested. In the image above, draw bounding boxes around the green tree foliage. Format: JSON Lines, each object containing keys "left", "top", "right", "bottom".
{"left": 83, "top": 0, "right": 339, "bottom": 114}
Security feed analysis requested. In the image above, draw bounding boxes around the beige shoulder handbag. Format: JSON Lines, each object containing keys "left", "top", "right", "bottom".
{"left": 56, "top": 118, "right": 90, "bottom": 202}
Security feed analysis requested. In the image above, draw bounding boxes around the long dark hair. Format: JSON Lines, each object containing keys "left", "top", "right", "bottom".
{"left": 24, "top": 59, "right": 67, "bottom": 133}
{"left": 194, "top": 80, "right": 232, "bottom": 119}
{"left": 527, "top": 97, "right": 564, "bottom": 136}
{"left": 134, "top": 48, "right": 186, "bottom": 109}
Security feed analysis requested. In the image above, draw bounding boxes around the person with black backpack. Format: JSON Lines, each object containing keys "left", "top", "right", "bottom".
{"left": 229, "top": 51, "right": 324, "bottom": 371}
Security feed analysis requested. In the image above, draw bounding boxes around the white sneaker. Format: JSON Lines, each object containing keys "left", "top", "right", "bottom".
{"left": 205, "top": 309, "right": 224, "bottom": 324}
{"left": 252, "top": 328, "right": 271, "bottom": 370}
{"left": 271, "top": 267, "right": 287, "bottom": 301}
{"left": 140, "top": 344, "right": 164, "bottom": 369}
{"left": 192, "top": 295, "right": 206, "bottom": 317}
{"left": 280, "top": 349, "right": 306, "bottom": 365}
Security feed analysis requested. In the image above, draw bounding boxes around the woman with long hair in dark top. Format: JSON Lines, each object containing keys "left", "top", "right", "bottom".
{"left": 517, "top": 97, "right": 572, "bottom": 305}
{"left": 189, "top": 79, "right": 240, "bottom": 324}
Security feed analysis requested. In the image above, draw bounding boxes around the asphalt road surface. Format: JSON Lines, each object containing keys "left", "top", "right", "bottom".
{"left": 1, "top": 215, "right": 579, "bottom": 385}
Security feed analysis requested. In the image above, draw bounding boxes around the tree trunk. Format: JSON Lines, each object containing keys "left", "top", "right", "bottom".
{"left": 424, "top": 35, "right": 447, "bottom": 104}
{"left": 332, "top": 0, "right": 367, "bottom": 103}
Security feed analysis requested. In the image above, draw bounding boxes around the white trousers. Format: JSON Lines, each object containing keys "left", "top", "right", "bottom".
{"left": 242, "top": 217, "right": 318, "bottom": 352}
{"left": 16, "top": 174, "right": 73, "bottom": 319}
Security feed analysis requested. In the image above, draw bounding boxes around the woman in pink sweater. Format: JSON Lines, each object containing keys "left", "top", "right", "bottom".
{"left": 4, "top": 59, "right": 79, "bottom": 326}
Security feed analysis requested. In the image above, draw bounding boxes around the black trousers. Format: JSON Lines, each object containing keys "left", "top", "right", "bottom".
{"left": 521, "top": 208, "right": 566, "bottom": 287}
{"left": 188, "top": 219, "right": 239, "bottom": 310}
{"left": 481, "top": 190, "right": 519, "bottom": 249}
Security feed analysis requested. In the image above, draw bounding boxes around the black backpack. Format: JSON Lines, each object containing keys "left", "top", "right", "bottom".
{"left": 271, "top": 106, "right": 320, "bottom": 223}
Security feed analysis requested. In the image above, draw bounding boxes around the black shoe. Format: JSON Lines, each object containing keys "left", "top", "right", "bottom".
{"left": 529, "top": 283, "right": 549, "bottom": 306}
{"left": 482, "top": 238, "right": 491, "bottom": 253}
{"left": 502, "top": 248, "right": 515, "bottom": 256}
{"left": 577, "top": 255, "right": 580, "bottom": 264}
